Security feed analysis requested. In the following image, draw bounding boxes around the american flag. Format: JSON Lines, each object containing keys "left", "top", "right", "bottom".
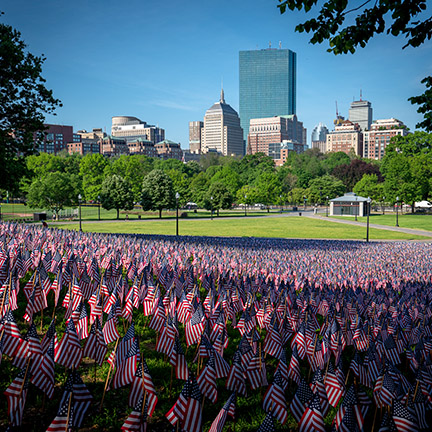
{"left": 197, "top": 351, "right": 218, "bottom": 403}
{"left": 0, "top": 310, "right": 23, "bottom": 357}
{"left": 128, "top": 358, "right": 158, "bottom": 416}
{"left": 165, "top": 378, "right": 190, "bottom": 427}
{"left": 392, "top": 399, "right": 419, "bottom": 432}
{"left": 31, "top": 337, "right": 55, "bottom": 398}
{"left": 121, "top": 394, "right": 147, "bottom": 432}
{"left": 324, "top": 362, "right": 344, "bottom": 407}
{"left": 287, "top": 345, "right": 301, "bottom": 385}
{"left": 226, "top": 350, "right": 247, "bottom": 396}
{"left": 182, "top": 375, "right": 203, "bottom": 432}
{"left": 46, "top": 393, "right": 74, "bottom": 432}
{"left": 290, "top": 378, "right": 314, "bottom": 423}
{"left": 83, "top": 318, "right": 107, "bottom": 366}
{"left": 257, "top": 412, "right": 275, "bottom": 432}
{"left": 102, "top": 304, "right": 120, "bottom": 344}
{"left": 185, "top": 304, "right": 205, "bottom": 346}
{"left": 112, "top": 338, "right": 139, "bottom": 389}
{"left": 299, "top": 393, "right": 325, "bottom": 432}
{"left": 169, "top": 335, "right": 189, "bottom": 381}
{"left": 208, "top": 392, "right": 236, "bottom": 432}
{"left": 4, "top": 366, "right": 30, "bottom": 426}
{"left": 54, "top": 318, "right": 83, "bottom": 369}
{"left": 262, "top": 370, "right": 288, "bottom": 425}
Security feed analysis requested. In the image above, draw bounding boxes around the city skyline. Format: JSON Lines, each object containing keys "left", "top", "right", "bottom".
{"left": 2, "top": 0, "right": 431, "bottom": 149}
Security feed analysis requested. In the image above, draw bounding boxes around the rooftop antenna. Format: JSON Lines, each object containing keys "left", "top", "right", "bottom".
{"left": 279, "top": 41, "right": 282, "bottom": 49}
{"left": 335, "top": 101, "right": 339, "bottom": 117}
{"left": 360, "top": 89, "right": 363, "bottom": 101}
{"left": 269, "top": 41, "right": 271, "bottom": 48}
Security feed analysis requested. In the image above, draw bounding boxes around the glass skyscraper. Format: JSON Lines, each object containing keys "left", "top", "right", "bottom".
{"left": 239, "top": 48, "right": 296, "bottom": 143}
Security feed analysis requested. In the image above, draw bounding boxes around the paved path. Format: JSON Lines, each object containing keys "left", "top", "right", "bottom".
{"left": 304, "top": 212, "right": 432, "bottom": 238}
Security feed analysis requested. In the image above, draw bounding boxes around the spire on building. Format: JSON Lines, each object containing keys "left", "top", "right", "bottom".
{"left": 220, "top": 87, "right": 225, "bottom": 104}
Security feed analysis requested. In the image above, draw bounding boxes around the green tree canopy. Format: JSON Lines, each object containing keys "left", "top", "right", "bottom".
{"left": 141, "top": 169, "right": 175, "bottom": 218}
{"left": 0, "top": 19, "right": 61, "bottom": 193}
{"left": 27, "top": 171, "right": 80, "bottom": 217}
{"left": 353, "top": 174, "right": 385, "bottom": 202}
{"left": 204, "top": 182, "right": 233, "bottom": 216}
{"left": 100, "top": 174, "right": 134, "bottom": 220}
{"left": 79, "top": 153, "right": 108, "bottom": 202}
{"left": 305, "top": 175, "right": 346, "bottom": 204}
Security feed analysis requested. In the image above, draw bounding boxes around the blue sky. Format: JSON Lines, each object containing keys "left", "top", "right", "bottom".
{"left": 2, "top": 0, "right": 431, "bottom": 147}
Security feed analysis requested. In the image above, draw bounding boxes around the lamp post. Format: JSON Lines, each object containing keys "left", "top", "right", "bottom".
{"left": 395, "top": 196, "right": 399, "bottom": 227}
{"left": 280, "top": 194, "right": 283, "bottom": 213}
{"left": 366, "top": 197, "right": 371, "bottom": 242}
{"left": 78, "top": 194, "right": 82, "bottom": 232}
{"left": 210, "top": 196, "right": 213, "bottom": 220}
{"left": 303, "top": 195, "right": 307, "bottom": 211}
{"left": 326, "top": 196, "right": 329, "bottom": 217}
{"left": 175, "top": 192, "right": 180, "bottom": 236}
{"left": 98, "top": 195, "right": 101, "bottom": 221}
{"left": 382, "top": 196, "right": 385, "bottom": 215}
{"left": 319, "top": 187, "right": 322, "bottom": 208}
{"left": 244, "top": 195, "right": 247, "bottom": 217}
{"left": 355, "top": 197, "right": 358, "bottom": 221}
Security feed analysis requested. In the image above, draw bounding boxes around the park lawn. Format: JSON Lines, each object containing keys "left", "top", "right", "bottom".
{"left": 53, "top": 216, "right": 429, "bottom": 240}
{"left": 332, "top": 213, "right": 432, "bottom": 232}
{"left": 0, "top": 202, "right": 270, "bottom": 221}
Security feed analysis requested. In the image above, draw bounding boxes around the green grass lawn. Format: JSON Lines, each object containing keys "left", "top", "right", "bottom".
{"left": 53, "top": 216, "right": 429, "bottom": 240}
{"left": 0, "top": 202, "right": 272, "bottom": 221}
{"left": 332, "top": 212, "right": 432, "bottom": 232}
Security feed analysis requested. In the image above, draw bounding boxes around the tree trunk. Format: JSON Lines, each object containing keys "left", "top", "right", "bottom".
{"left": 159, "top": 208, "right": 162, "bottom": 219}
{"left": 116, "top": 208, "right": 119, "bottom": 220}
{"left": 217, "top": 209, "right": 219, "bottom": 217}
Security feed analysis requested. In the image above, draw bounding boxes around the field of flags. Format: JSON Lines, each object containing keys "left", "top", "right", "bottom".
{"left": 1, "top": 221, "right": 432, "bottom": 431}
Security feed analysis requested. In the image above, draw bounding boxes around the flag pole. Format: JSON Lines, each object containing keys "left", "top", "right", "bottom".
{"left": 65, "top": 391, "right": 73, "bottom": 432}
{"left": 100, "top": 337, "right": 119, "bottom": 411}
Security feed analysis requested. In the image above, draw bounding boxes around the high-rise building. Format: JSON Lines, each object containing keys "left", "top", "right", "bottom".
{"left": 311, "top": 123, "right": 329, "bottom": 153}
{"left": 247, "top": 115, "right": 306, "bottom": 156}
{"left": 189, "top": 121, "right": 203, "bottom": 154}
{"left": 239, "top": 47, "right": 296, "bottom": 143}
{"left": 202, "top": 90, "right": 244, "bottom": 157}
{"left": 349, "top": 98, "right": 372, "bottom": 131}
{"left": 111, "top": 116, "right": 164, "bottom": 144}
{"left": 326, "top": 120, "right": 363, "bottom": 156}
{"left": 363, "top": 118, "right": 408, "bottom": 160}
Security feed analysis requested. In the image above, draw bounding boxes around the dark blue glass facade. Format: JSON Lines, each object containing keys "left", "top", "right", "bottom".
{"left": 239, "top": 49, "right": 296, "bottom": 142}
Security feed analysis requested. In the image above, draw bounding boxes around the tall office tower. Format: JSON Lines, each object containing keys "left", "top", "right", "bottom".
{"left": 239, "top": 47, "right": 296, "bottom": 143}
{"left": 349, "top": 98, "right": 372, "bottom": 131}
{"left": 311, "top": 122, "right": 329, "bottom": 153}
{"left": 111, "top": 116, "right": 165, "bottom": 144}
{"left": 363, "top": 118, "right": 408, "bottom": 160}
{"left": 202, "top": 89, "right": 244, "bottom": 157}
{"left": 189, "top": 121, "right": 203, "bottom": 154}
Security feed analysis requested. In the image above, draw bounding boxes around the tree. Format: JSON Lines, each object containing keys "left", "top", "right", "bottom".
{"left": 79, "top": 153, "right": 108, "bottom": 202}
{"left": 353, "top": 174, "right": 384, "bottom": 202}
{"left": 277, "top": 0, "right": 432, "bottom": 126}
{"left": 189, "top": 172, "right": 210, "bottom": 208}
{"left": 0, "top": 18, "right": 61, "bottom": 193}
{"left": 27, "top": 172, "right": 80, "bottom": 218}
{"left": 305, "top": 175, "right": 346, "bottom": 203}
{"left": 381, "top": 132, "right": 432, "bottom": 209}
{"left": 141, "top": 169, "right": 175, "bottom": 218}
{"left": 255, "top": 171, "right": 281, "bottom": 211}
{"left": 209, "top": 165, "right": 242, "bottom": 197}
{"left": 106, "top": 155, "right": 154, "bottom": 201}
{"left": 332, "top": 159, "right": 382, "bottom": 191}
{"left": 100, "top": 174, "right": 134, "bottom": 220}
{"left": 204, "top": 182, "right": 233, "bottom": 216}
{"left": 321, "top": 151, "right": 351, "bottom": 174}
